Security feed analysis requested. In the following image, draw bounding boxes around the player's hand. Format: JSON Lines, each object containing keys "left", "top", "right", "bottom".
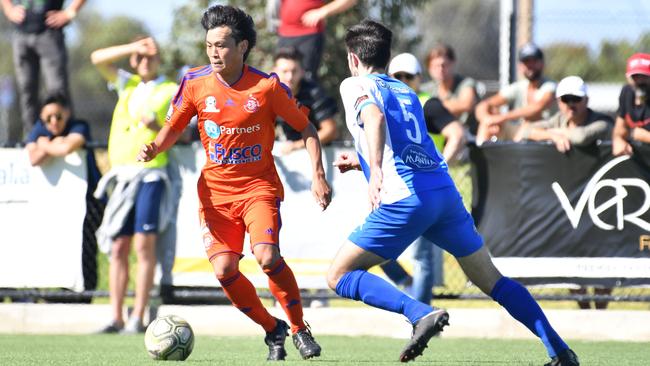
{"left": 368, "top": 169, "right": 382, "bottom": 210}
{"left": 137, "top": 142, "right": 158, "bottom": 162}
{"left": 133, "top": 37, "right": 158, "bottom": 57}
{"left": 311, "top": 173, "right": 332, "bottom": 211}
{"left": 44, "top": 10, "right": 73, "bottom": 28}
{"left": 333, "top": 153, "right": 361, "bottom": 173}
{"left": 4, "top": 4, "right": 25, "bottom": 24}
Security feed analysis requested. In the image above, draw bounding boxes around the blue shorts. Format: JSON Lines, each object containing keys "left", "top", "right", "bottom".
{"left": 116, "top": 180, "right": 164, "bottom": 237}
{"left": 348, "top": 186, "right": 483, "bottom": 260}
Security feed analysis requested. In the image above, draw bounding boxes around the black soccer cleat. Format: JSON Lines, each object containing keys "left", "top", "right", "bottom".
{"left": 264, "top": 318, "right": 289, "bottom": 361}
{"left": 399, "top": 308, "right": 450, "bottom": 362}
{"left": 292, "top": 326, "right": 322, "bottom": 359}
{"left": 545, "top": 348, "right": 580, "bottom": 366}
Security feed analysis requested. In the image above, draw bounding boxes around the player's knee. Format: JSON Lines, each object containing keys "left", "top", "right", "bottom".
{"left": 254, "top": 245, "right": 279, "bottom": 270}
{"left": 326, "top": 268, "right": 344, "bottom": 291}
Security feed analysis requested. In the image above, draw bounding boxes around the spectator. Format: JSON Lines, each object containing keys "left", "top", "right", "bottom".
{"left": 268, "top": 0, "right": 358, "bottom": 80}
{"left": 1, "top": 0, "right": 86, "bottom": 144}
{"left": 612, "top": 53, "right": 650, "bottom": 156}
{"left": 90, "top": 36, "right": 179, "bottom": 334}
{"left": 426, "top": 43, "right": 480, "bottom": 134}
{"left": 388, "top": 53, "right": 465, "bottom": 163}
{"left": 273, "top": 47, "right": 338, "bottom": 154}
{"left": 515, "top": 76, "right": 613, "bottom": 153}
{"left": 475, "top": 43, "right": 557, "bottom": 144}
{"left": 25, "top": 91, "right": 102, "bottom": 295}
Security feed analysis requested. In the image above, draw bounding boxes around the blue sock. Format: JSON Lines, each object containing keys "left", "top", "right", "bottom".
{"left": 335, "top": 269, "right": 432, "bottom": 324}
{"left": 490, "top": 277, "right": 568, "bottom": 357}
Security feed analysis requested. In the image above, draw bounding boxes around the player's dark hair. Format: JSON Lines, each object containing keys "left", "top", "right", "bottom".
{"left": 344, "top": 19, "right": 392, "bottom": 70}
{"left": 41, "top": 92, "right": 69, "bottom": 110}
{"left": 273, "top": 46, "right": 303, "bottom": 63}
{"left": 201, "top": 5, "right": 257, "bottom": 61}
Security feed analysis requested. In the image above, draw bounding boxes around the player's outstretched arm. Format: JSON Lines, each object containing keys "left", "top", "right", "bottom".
{"left": 360, "top": 104, "right": 385, "bottom": 210}
{"left": 301, "top": 123, "right": 332, "bottom": 210}
{"left": 137, "top": 125, "right": 182, "bottom": 162}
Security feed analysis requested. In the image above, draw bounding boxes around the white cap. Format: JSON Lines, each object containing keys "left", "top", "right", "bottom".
{"left": 555, "top": 76, "right": 588, "bottom": 98}
{"left": 388, "top": 53, "right": 422, "bottom": 75}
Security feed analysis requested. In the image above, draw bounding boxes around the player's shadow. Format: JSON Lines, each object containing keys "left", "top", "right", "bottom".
{"left": 274, "top": 156, "right": 311, "bottom": 192}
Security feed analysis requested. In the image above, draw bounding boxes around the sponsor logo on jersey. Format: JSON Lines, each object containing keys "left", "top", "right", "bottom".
{"left": 208, "top": 142, "right": 263, "bottom": 164}
{"left": 225, "top": 98, "right": 235, "bottom": 107}
{"left": 204, "top": 120, "right": 261, "bottom": 139}
{"left": 401, "top": 144, "right": 439, "bottom": 171}
{"left": 204, "top": 119, "right": 221, "bottom": 139}
{"left": 243, "top": 95, "right": 260, "bottom": 113}
{"left": 203, "top": 96, "right": 220, "bottom": 112}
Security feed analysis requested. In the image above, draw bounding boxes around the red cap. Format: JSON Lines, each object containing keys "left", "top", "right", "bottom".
{"left": 626, "top": 53, "right": 650, "bottom": 77}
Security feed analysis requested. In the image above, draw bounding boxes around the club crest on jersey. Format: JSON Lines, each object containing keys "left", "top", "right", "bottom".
{"left": 204, "top": 119, "right": 221, "bottom": 139}
{"left": 203, "top": 96, "right": 220, "bottom": 112}
{"left": 401, "top": 144, "right": 439, "bottom": 171}
{"left": 243, "top": 95, "right": 260, "bottom": 113}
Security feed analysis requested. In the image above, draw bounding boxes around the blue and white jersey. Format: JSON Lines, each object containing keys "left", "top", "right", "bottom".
{"left": 340, "top": 74, "right": 454, "bottom": 204}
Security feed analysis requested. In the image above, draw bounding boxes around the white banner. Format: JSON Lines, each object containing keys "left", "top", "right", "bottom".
{"left": 0, "top": 148, "right": 87, "bottom": 291}
{"left": 171, "top": 144, "right": 407, "bottom": 289}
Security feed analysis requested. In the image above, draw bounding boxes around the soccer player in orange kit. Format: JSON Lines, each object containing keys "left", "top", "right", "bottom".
{"left": 137, "top": 5, "right": 331, "bottom": 361}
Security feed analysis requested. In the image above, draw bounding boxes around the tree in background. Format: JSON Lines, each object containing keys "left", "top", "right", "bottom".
{"left": 413, "top": 0, "right": 500, "bottom": 83}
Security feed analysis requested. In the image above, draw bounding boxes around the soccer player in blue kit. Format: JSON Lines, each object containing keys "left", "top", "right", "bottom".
{"left": 327, "top": 19, "right": 579, "bottom": 366}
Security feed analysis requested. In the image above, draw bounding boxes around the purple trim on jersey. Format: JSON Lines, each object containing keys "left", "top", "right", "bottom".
{"left": 248, "top": 65, "right": 271, "bottom": 78}
{"left": 277, "top": 79, "right": 293, "bottom": 98}
{"left": 173, "top": 65, "right": 212, "bottom": 107}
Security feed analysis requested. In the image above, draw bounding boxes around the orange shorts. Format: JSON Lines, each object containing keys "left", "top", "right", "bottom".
{"left": 199, "top": 195, "right": 281, "bottom": 262}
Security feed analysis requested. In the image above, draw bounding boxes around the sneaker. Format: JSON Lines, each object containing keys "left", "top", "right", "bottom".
{"left": 98, "top": 320, "right": 124, "bottom": 334}
{"left": 545, "top": 349, "right": 580, "bottom": 366}
{"left": 120, "top": 317, "right": 146, "bottom": 334}
{"left": 399, "top": 308, "right": 449, "bottom": 362}
{"left": 264, "top": 318, "right": 289, "bottom": 361}
{"left": 292, "top": 326, "right": 321, "bottom": 359}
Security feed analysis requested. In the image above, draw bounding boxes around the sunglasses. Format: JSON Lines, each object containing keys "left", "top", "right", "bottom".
{"left": 394, "top": 73, "right": 415, "bottom": 81}
{"left": 560, "top": 95, "right": 584, "bottom": 104}
{"left": 44, "top": 113, "right": 64, "bottom": 122}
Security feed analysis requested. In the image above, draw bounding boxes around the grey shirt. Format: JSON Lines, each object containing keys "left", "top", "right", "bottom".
{"left": 519, "top": 108, "right": 613, "bottom": 145}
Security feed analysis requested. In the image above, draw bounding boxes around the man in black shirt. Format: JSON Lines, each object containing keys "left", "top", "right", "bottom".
{"left": 273, "top": 47, "right": 338, "bottom": 154}
{"left": 613, "top": 52, "right": 650, "bottom": 156}
{"left": 1, "top": 0, "right": 86, "bottom": 144}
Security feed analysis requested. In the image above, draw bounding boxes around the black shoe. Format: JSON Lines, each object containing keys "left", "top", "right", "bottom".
{"left": 97, "top": 320, "right": 124, "bottom": 334}
{"left": 399, "top": 308, "right": 449, "bottom": 362}
{"left": 264, "top": 318, "right": 289, "bottom": 361}
{"left": 292, "top": 326, "right": 321, "bottom": 359}
{"left": 545, "top": 348, "right": 580, "bottom": 366}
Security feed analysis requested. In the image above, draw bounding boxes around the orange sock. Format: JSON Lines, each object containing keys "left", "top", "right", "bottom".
{"left": 264, "top": 258, "right": 305, "bottom": 333}
{"left": 217, "top": 270, "right": 277, "bottom": 332}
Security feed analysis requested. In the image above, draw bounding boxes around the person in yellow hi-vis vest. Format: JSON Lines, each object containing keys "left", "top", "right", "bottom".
{"left": 90, "top": 36, "right": 179, "bottom": 334}
{"left": 379, "top": 52, "right": 465, "bottom": 305}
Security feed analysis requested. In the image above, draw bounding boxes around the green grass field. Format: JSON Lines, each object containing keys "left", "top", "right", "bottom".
{"left": 1, "top": 334, "right": 648, "bottom": 365}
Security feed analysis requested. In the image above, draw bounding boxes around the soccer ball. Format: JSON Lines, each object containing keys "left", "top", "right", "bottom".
{"left": 144, "top": 315, "right": 194, "bottom": 361}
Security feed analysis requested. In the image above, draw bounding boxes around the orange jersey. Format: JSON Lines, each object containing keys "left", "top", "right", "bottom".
{"left": 167, "top": 65, "right": 309, "bottom": 206}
